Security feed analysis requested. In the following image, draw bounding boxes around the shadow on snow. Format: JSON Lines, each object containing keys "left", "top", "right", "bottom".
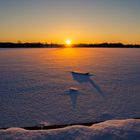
{"left": 71, "top": 72, "right": 104, "bottom": 96}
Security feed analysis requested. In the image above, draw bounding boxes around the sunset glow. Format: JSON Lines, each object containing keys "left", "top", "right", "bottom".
{"left": 0, "top": 1, "right": 140, "bottom": 139}
{"left": 0, "top": 1, "right": 140, "bottom": 44}
{"left": 66, "top": 40, "right": 71, "bottom": 45}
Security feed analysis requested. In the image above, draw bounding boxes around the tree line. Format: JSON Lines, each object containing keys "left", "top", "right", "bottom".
{"left": 0, "top": 42, "right": 140, "bottom": 48}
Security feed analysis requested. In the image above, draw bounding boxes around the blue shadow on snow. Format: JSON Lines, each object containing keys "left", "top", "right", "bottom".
{"left": 71, "top": 72, "right": 104, "bottom": 96}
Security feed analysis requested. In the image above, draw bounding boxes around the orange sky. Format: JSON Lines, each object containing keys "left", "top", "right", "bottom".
{"left": 0, "top": 0, "right": 140, "bottom": 44}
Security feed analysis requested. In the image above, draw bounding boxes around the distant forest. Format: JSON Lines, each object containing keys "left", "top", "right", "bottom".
{"left": 0, "top": 42, "right": 140, "bottom": 48}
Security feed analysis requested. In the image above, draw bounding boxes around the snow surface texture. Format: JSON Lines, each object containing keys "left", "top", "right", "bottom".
{"left": 0, "top": 48, "right": 140, "bottom": 128}
{"left": 0, "top": 119, "right": 140, "bottom": 140}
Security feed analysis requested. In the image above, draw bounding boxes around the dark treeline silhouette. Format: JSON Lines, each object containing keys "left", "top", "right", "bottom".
{"left": 0, "top": 42, "right": 140, "bottom": 48}
{"left": 75, "top": 43, "right": 140, "bottom": 48}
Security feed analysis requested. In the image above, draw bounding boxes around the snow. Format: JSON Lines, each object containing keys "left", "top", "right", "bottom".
{"left": 0, "top": 48, "right": 140, "bottom": 128}
{"left": 0, "top": 119, "right": 140, "bottom": 140}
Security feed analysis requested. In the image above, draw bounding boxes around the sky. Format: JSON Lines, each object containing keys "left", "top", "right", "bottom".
{"left": 0, "top": 0, "right": 140, "bottom": 44}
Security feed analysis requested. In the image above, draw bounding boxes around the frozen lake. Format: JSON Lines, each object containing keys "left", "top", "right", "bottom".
{"left": 0, "top": 48, "right": 140, "bottom": 128}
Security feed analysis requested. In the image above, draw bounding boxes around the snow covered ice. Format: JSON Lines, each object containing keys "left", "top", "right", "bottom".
{"left": 0, "top": 48, "right": 140, "bottom": 128}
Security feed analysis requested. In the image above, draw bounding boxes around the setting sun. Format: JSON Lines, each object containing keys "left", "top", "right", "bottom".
{"left": 66, "top": 40, "right": 71, "bottom": 45}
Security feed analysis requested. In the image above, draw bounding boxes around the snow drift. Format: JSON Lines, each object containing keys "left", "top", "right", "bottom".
{"left": 0, "top": 119, "right": 140, "bottom": 140}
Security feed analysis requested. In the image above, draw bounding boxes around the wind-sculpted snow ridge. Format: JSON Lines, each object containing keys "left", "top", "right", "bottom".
{"left": 0, "top": 119, "right": 140, "bottom": 140}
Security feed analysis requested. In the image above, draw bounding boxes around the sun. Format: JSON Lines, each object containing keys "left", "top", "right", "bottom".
{"left": 66, "top": 39, "right": 71, "bottom": 45}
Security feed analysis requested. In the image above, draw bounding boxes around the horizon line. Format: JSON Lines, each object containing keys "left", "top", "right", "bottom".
{"left": 0, "top": 42, "right": 140, "bottom": 46}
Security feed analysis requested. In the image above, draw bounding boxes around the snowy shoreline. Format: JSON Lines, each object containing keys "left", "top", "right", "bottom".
{"left": 0, "top": 119, "right": 140, "bottom": 140}
{"left": 1, "top": 118, "right": 140, "bottom": 131}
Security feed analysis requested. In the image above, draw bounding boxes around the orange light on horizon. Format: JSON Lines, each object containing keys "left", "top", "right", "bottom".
{"left": 66, "top": 39, "right": 72, "bottom": 46}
